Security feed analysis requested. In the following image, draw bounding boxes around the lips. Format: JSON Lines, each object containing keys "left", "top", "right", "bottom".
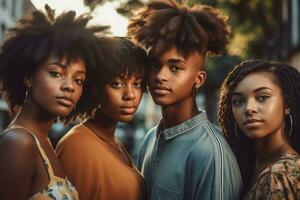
{"left": 56, "top": 96, "right": 74, "bottom": 107}
{"left": 150, "top": 85, "right": 171, "bottom": 95}
{"left": 243, "top": 118, "right": 263, "bottom": 128}
{"left": 120, "top": 107, "right": 136, "bottom": 114}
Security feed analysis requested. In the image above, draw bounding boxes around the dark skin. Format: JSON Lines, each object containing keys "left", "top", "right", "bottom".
{"left": 0, "top": 57, "right": 86, "bottom": 199}
{"left": 231, "top": 72, "right": 296, "bottom": 186}
{"left": 148, "top": 46, "right": 207, "bottom": 129}
{"left": 84, "top": 74, "right": 143, "bottom": 167}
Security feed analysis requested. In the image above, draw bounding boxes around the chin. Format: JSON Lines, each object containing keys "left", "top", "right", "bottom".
{"left": 52, "top": 107, "right": 73, "bottom": 117}
{"left": 244, "top": 131, "right": 265, "bottom": 140}
{"left": 152, "top": 98, "right": 171, "bottom": 106}
{"left": 118, "top": 115, "right": 135, "bottom": 123}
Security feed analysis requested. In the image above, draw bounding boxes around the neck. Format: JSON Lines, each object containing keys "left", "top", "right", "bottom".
{"left": 254, "top": 128, "right": 295, "bottom": 166}
{"left": 86, "top": 111, "right": 118, "bottom": 140}
{"left": 161, "top": 96, "right": 199, "bottom": 129}
{"left": 11, "top": 104, "right": 56, "bottom": 138}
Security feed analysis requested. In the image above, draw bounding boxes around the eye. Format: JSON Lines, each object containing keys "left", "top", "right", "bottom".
{"left": 256, "top": 95, "right": 270, "bottom": 102}
{"left": 49, "top": 71, "right": 62, "bottom": 78}
{"left": 111, "top": 81, "right": 123, "bottom": 88}
{"left": 133, "top": 81, "right": 142, "bottom": 88}
{"left": 231, "top": 98, "right": 244, "bottom": 106}
{"left": 74, "top": 78, "right": 85, "bottom": 86}
{"left": 170, "top": 65, "right": 182, "bottom": 72}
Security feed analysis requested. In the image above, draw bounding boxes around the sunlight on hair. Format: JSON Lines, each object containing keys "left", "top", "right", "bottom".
{"left": 30, "top": 0, "right": 128, "bottom": 36}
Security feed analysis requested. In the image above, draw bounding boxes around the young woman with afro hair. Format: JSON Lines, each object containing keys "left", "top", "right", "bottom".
{"left": 56, "top": 37, "right": 149, "bottom": 200}
{"left": 0, "top": 5, "right": 105, "bottom": 200}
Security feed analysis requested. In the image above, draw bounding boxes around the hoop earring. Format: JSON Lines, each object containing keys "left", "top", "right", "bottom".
{"left": 192, "top": 84, "right": 198, "bottom": 93}
{"left": 24, "top": 88, "right": 30, "bottom": 104}
{"left": 288, "top": 114, "right": 293, "bottom": 138}
{"left": 234, "top": 122, "right": 239, "bottom": 139}
{"left": 73, "top": 104, "right": 77, "bottom": 111}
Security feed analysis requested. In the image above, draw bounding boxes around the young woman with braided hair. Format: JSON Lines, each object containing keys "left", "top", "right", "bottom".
{"left": 0, "top": 5, "right": 104, "bottom": 199}
{"left": 218, "top": 60, "right": 300, "bottom": 199}
{"left": 128, "top": 0, "right": 242, "bottom": 199}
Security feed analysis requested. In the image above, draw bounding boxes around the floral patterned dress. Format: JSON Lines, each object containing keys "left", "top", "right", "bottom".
{"left": 5, "top": 126, "right": 79, "bottom": 200}
{"left": 243, "top": 154, "right": 300, "bottom": 200}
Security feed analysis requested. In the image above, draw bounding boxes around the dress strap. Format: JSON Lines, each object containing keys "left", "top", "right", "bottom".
{"left": 4, "top": 125, "right": 56, "bottom": 178}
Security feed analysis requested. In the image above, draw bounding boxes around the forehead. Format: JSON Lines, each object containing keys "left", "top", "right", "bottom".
{"left": 113, "top": 71, "right": 144, "bottom": 79}
{"left": 152, "top": 46, "right": 205, "bottom": 66}
{"left": 42, "top": 56, "right": 86, "bottom": 71}
{"left": 234, "top": 72, "right": 280, "bottom": 93}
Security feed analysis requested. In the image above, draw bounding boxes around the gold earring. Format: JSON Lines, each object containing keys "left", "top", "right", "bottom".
{"left": 234, "top": 122, "right": 239, "bottom": 139}
{"left": 287, "top": 114, "right": 293, "bottom": 138}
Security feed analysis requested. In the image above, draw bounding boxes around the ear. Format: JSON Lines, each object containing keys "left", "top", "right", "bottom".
{"left": 194, "top": 70, "right": 207, "bottom": 89}
{"left": 23, "top": 76, "right": 32, "bottom": 87}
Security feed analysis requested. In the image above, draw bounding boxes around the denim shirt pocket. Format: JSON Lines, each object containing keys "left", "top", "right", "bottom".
{"left": 156, "top": 182, "right": 182, "bottom": 200}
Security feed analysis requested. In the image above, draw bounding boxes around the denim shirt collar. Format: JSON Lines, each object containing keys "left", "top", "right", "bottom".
{"left": 157, "top": 111, "right": 209, "bottom": 140}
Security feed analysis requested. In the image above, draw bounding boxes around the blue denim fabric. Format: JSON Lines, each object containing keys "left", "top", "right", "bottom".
{"left": 136, "top": 111, "right": 243, "bottom": 200}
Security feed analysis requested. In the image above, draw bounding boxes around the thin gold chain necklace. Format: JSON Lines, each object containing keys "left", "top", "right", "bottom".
{"left": 84, "top": 123, "right": 123, "bottom": 153}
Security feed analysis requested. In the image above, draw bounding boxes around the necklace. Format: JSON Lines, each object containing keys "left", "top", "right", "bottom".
{"left": 96, "top": 132, "right": 124, "bottom": 153}
{"left": 84, "top": 123, "right": 123, "bottom": 153}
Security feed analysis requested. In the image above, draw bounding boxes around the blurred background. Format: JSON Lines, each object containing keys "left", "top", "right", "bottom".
{"left": 1, "top": 0, "right": 300, "bottom": 159}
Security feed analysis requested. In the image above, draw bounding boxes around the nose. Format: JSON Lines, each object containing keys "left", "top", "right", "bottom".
{"left": 245, "top": 98, "right": 258, "bottom": 115}
{"left": 154, "top": 66, "right": 168, "bottom": 83}
{"left": 61, "top": 77, "right": 75, "bottom": 93}
{"left": 123, "top": 85, "right": 136, "bottom": 101}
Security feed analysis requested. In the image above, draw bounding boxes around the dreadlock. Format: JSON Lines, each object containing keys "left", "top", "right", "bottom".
{"left": 218, "top": 59, "right": 300, "bottom": 193}
{"left": 128, "top": 0, "right": 231, "bottom": 57}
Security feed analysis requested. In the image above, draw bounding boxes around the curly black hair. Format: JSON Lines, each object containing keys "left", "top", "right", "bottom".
{"left": 77, "top": 36, "right": 149, "bottom": 119}
{"left": 0, "top": 5, "right": 108, "bottom": 123}
{"left": 128, "top": 0, "right": 231, "bottom": 57}
{"left": 218, "top": 59, "right": 300, "bottom": 192}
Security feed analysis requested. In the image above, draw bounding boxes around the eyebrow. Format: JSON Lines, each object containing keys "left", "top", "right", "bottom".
{"left": 167, "top": 58, "right": 186, "bottom": 64}
{"left": 232, "top": 87, "right": 272, "bottom": 96}
{"left": 48, "top": 62, "right": 86, "bottom": 75}
{"left": 48, "top": 62, "right": 68, "bottom": 68}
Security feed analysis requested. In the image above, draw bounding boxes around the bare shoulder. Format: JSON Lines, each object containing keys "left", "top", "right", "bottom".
{"left": 0, "top": 128, "right": 38, "bottom": 159}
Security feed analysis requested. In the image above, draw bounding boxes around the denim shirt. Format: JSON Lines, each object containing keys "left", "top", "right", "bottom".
{"left": 136, "top": 111, "right": 242, "bottom": 200}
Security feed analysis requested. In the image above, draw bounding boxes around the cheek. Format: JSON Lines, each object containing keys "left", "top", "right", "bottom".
{"left": 74, "top": 86, "right": 83, "bottom": 103}
{"left": 177, "top": 73, "right": 196, "bottom": 88}
{"left": 32, "top": 79, "right": 56, "bottom": 98}
{"left": 134, "top": 90, "right": 143, "bottom": 103}
{"left": 103, "top": 90, "right": 120, "bottom": 107}
{"left": 148, "top": 71, "right": 157, "bottom": 83}
{"left": 232, "top": 107, "right": 243, "bottom": 125}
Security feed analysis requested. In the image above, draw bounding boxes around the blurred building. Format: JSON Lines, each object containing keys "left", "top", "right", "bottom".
{"left": 266, "top": 0, "right": 300, "bottom": 71}
{"left": 0, "top": 0, "right": 35, "bottom": 131}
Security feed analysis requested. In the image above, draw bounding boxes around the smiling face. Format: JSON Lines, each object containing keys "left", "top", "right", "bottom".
{"left": 231, "top": 72, "right": 287, "bottom": 140}
{"left": 148, "top": 46, "right": 206, "bottom": 107}
{"left": 28, "top": 57, "right": 86, "bottom": 117}
{"left": 99, "top": 74, "right": 143, "bottom": 123}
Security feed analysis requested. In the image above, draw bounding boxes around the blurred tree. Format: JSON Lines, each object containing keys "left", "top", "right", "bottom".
{"left": 220, "top": 0, "right": 282, "bottom": 59}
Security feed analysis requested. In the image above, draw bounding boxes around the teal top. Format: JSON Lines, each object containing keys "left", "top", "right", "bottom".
{"left": 136, "top": 111, "right": 243, "bottom": 200}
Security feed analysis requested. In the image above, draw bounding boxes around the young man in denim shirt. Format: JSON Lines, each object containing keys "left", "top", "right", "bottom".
{"left": 128, "top": 0, "right": 242, "bottom": 199}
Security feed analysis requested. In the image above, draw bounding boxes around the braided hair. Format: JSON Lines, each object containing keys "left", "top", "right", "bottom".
{"left": 218, "top": 59, "right": 300, "bottom": 191}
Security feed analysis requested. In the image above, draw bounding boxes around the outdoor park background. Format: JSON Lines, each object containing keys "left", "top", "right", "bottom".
{"left": 1, "top": 0, "right": 300, "bottom": 159}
